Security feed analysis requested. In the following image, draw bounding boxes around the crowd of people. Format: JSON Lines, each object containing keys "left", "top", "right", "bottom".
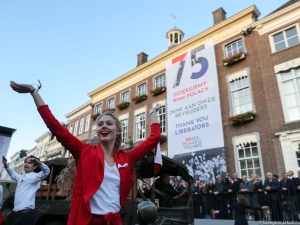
{"left": 192, "top": 170, "right": 300, "bottom": 222}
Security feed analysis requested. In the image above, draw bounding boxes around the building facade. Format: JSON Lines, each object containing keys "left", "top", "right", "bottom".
{"left": 3, "top": 1, "right": 300, "bottom": 182}
{"left": 63, "top": 1, "right": 300, "bottom": 181}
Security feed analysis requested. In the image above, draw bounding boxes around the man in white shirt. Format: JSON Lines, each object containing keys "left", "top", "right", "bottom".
{"left": 2, "top": 155, "right": 50, "bottom": 225}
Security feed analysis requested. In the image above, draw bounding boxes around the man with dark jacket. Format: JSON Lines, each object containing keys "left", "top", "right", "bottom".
{"left": 264, "top": 172, "right": 281, "bottom": 221}
{"left": 213, "top": 175, "right": 226, "bottom": 219}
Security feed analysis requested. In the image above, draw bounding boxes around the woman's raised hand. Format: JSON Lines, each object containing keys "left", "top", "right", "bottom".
{"left": 10, "top": 81, "right": 34, "bottom": 94}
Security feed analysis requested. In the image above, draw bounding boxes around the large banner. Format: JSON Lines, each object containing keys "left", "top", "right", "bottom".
{"left": 166, "top": 41, "right": 226, "bottom": 182}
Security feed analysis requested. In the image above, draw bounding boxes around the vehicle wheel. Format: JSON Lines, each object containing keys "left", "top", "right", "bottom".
{"left": 45, "top": 221, "right": 65, "bottom": 225}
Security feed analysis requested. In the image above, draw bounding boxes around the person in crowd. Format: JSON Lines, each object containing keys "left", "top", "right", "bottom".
{"left": 227, "top": 176, "right": 240, "bottom": 194}
{"left": 206, "top": 178, "right": 215, "bottom": 218}
{"left": 292, "top": 170, "right": 300, "bottom": 221}
{"left": 239, "top": 175, "right": 252, "bottom": 219}
{"left": 213, "top": 194, "right": 268, "bottom": 225}
{"left": 226, "top": 176, "right": 240, "bottom": 219}
{"left": 10, "top": 80, "right": 161, "bottom": 225}
{"left": 2, "top": 155, "right": 50, "bottom": 225}
{"left": 264, "top": 172, "right": 281, "bottom": 221}
{"left": 273, "top": 174, "right": 280, "bottom": 181}
{"left": 226, "top": 172, "right": 242, "bottom": 185}
{"left": 213, "top": 174, "right": 226, "bottom": 219}
{"left": 287, "top": 170, "right": 294, "bottom": 180}
{"left": 233, "top": 172, "right": 242, "bottom": 184}
{"left": 173, "top": 180, "right": 181, "bottom": 191}
{"left": 248, "top": 174, "right": 263, "bottom": 221}
{"left": 152, "top": 174, "right": 187, "bottom": 208}
{"left": 239, "top": 175, "right": 250, "bottom": 193}
{"left": 280, "top": 172, "right": 294, "bottom": 220}
{"left": 177, "top": 181, "right": 188, "bottom": 191}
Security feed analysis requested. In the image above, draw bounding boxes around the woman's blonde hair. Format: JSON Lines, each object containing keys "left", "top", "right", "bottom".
{"left": 57, "top": 111, "right": 122, "bottom": 199}
{"left": 56, "top": 157, "right": 76, "bottom": 200}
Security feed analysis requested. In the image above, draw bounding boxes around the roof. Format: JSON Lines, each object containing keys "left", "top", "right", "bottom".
{"left": 268, "top": 0, "right": 300, "bottom": 16}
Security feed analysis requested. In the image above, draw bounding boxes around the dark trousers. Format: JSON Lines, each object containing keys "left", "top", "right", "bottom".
{"left": 8, "top": 210, "right": 36, "bottom": 225}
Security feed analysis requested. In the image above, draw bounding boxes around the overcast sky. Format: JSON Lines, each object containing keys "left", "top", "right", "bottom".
{"left": 0, "top": 0, "right": 289, "bottom": 160}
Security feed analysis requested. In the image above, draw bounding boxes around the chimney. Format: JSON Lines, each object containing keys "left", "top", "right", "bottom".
{"left": 137, "top": 52, "right": 148, "bottom": 67}
{"left": 212, "top": 7, "right": 226, "bottom": 25}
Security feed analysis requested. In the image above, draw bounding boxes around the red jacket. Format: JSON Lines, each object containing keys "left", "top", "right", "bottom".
{"left": 38, "top": 105, "right": 161, "bottom": 225}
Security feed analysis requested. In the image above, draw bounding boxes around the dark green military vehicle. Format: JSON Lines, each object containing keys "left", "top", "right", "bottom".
{"left": 2, "top": 154, "right": 194, "bottom": 225}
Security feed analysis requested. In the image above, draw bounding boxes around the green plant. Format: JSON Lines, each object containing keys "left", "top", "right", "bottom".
{"left": 103, "top": 108, "right": 115, "bottom": 113}
{"left": 223, "top": 52, "right": 246, "bottom": 66}
{"left": 92, "top": 113, "right": 100, "bottom": 120}
{"left": 132, "top": 94, "right": 147, "bottom": 103}
{"left": 116, "top": 102, "right": 130, "bottom": 110}
{"left": 150, "top": 86, "right": 166, "bottom": 96}
{"left": 229, "top": 111, "right": 256, "bottom": 125}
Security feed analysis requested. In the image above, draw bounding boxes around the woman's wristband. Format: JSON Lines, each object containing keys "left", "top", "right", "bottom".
{"left": 30, "top": 88, "right": 37, "bottom": 95}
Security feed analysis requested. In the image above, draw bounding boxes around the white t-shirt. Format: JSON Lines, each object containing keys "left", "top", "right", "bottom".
{"left": 90, "top": 161, "right": 120, "bottom": 215}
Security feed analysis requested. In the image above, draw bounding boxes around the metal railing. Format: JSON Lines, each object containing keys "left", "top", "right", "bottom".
{"left": 193, "top": 190, "right": 300, "bottom": 222}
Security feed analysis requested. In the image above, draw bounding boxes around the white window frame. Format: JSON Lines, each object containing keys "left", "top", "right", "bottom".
{"left": 154, "top": 74, "right": 166, "bottom": 88}
{"left": 121, "top": 91, "right": 130, "bottom": 103}
{"left": 233, "top": 133, "right": 264, "bottom": 180}
{"left": 84, "top": 114, "right": 91, "bottom": 132}
{"left": 79, "top": 118, "right": 85, "bottom": 135}
{"left": 120, "top": 118, "right": 128, "bottom": 145}
{"left": 297, "top": 149, "right": 300, "bottom": 168}
{"left": 227, "top": 68, "right": 255, "bottom": 116}
{"left": 69, "top": 123, "right": 73, "bottom": 134}
{"left": 137, "top": 83, "right": 147, "bottom": 96}
{"left": 269, "top": 24, "right": 300, "bottom": 53}
{"left": 107, "top": 97, "right": 115, "bottom": 109}
{"left": 73, "top": 120, "right": 79, "bottom": 136}
{"left": 152, "top": 100, "right": 167, "bottom": 134}
{"left": 94, "top": 103, "right": 103, "bottom": 114}
{"left": 277, "top": 67, "right": 300, "bottom": 123}
{"left": 225, "top": 39, "right": 245, "bottom": 58}
{"left": 134, "top": 107, "right": 146, "bottom": 142}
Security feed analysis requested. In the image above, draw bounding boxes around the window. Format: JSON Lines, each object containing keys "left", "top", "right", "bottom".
{"left": 79, "top": 118, "right": 85, "bottom": 135}
{"left": 237, "top": 142, "right": 262, "bottom": 178}
{"left": 272, "top": 26, "right": 299, "bottom": 52}
{"left": 297, "top": 150, "right": 300, "bottom": 167}
{"left": 154, "top": 74, "right": 166, "bottom": 88}
{"left": 73, "top": 120, "right": 79, "bottom": 136}
{"left": 120, "top": 119, "right": 128, "bottom": 144}
{"left": 107, "top": 98, "right": 115, "bottom": 109}
{"left": 69, "top": 124, "right": 73, "bottom": 134}
{"left": 229, "top": 76, "right": 253, "bottom": 115}
{"left": 135, "top": 113, "right": 146, "bottom": 140}
{"left": 278, "top": 67, "right": 300, "bottom": 122}
{"left": 85, "top": 114, "right": 91, "bottom": 132}
{"left": 121, "top": 91, "right": 130, "bottom": 103}
{"left": 157, "top": 105, "right": 166, "bottom": 133}
{"left": 137, "top": 83, "right": 147, "bottom": 96}
{"left": 95, "top": 103, "right": 102, "bottom": 114}
{"left": 225, "top": 39, "right": 244, "bottom": 57}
